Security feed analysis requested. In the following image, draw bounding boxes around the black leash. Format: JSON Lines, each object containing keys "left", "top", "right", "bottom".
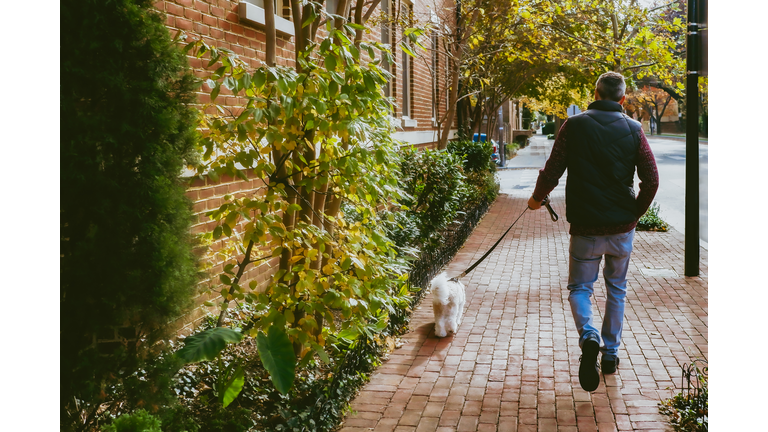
{"left": 449, "top": 195, "right": 559, "bottom": 282}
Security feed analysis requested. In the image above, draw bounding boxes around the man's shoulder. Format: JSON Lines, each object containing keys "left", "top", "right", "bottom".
{"left": 622, "top": 114, "right": 642, "bottom": 129}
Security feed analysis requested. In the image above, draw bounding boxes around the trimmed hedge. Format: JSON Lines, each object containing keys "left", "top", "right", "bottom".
{"left": 61, "top": 0, "right": 200, "bottom": 427}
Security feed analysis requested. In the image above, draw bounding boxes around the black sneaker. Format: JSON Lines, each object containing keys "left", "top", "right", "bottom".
{"left": 601, "top": 356, "right": 620, "bottom": 374}
{"left": 578, "top": 336, "right": 600, "bottom": 392}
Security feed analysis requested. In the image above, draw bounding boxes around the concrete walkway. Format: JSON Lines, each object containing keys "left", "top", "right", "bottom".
{"left": 502, "top": 135, "right": 553, "bottom": 170}
{"left": 339, "top": 184, "right": 708, "bottom": 431}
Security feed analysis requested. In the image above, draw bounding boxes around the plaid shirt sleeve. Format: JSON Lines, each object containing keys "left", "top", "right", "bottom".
{"left": 634, "top": 129, "right": 659, "bottom": 217}
{"left": 532, "top": 120, "right": 569, "bottom": 201}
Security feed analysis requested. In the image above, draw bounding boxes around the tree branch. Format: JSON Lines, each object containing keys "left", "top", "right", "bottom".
{"left": 217, "top": 239, "right": 255, "bottom": 327}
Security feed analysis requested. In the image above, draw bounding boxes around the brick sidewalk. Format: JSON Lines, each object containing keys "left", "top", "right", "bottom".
{"left": 340, "top": 191, "right": 708, "bottom": 432}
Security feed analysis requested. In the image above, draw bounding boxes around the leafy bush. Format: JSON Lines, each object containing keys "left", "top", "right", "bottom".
{"left": 462, "top": 170, "right": 500, "bottom": 209}
{"left": 399, "top": 147, "right": 468, "bottom": 249}
{"left": 378, "top": 208, "right": 421, "bottom": 249}
{"left": 637, "top": 202, "right": 670, "bottom": 231}
{"left": 660, "top": 361, "right": 708, "bottom": 432}
{"left": 505, "top": 142, "right": 520, "bottom": 160}
{"left": 447, "top": 139, "right": 495, "bottom": 173}
{"left": 542, "top": 121, "right": 556, "bottom": 135}
{"left": 104, "top": 410, "right": 162, "bottom": 432}
{"left": 184, "top": 24, "right": 413, "bottom": 395}
{"left": 61, "top": 0, "right": 200, "bottom": 428}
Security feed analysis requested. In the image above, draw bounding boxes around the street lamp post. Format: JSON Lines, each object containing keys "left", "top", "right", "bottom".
{"left": 685, "top": 0, "right": 707, "bottom": 277}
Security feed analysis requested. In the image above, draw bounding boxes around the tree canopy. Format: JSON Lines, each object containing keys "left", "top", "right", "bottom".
{"left": 458, "top": 0, "right": 688, "bottom": 118}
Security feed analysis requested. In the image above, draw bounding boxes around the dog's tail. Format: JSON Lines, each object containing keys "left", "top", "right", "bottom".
{"left": 430, "top": 272, "right": 453, "bottom": 305}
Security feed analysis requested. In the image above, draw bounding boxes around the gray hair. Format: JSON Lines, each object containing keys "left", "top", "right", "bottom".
{"left": 595, "top": 72, "right": 626, "bottom": 102}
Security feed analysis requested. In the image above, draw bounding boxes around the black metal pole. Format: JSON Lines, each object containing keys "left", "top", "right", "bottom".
{"left": 684, "top": 0, "right": 700, "bottom": 277}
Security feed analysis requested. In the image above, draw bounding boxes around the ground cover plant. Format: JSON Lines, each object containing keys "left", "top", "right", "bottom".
{"left": 637, "top": 202, "right": 670, "bottom": 231}
{"left": 659, "top": 360, "right": 708, "bottom": 432}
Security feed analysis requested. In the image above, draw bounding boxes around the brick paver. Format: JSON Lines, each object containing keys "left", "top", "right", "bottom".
{"left": 340, "top": 187, "right": 707, "bottom": 432}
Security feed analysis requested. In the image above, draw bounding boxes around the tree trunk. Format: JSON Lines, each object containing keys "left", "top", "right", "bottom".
{"left": 438, "top": 56, "right": 460, "bottom": 149}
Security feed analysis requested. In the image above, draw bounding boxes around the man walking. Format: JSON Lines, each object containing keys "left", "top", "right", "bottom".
{"left": 527, "top": 72, "right": 659, "bottom": 392}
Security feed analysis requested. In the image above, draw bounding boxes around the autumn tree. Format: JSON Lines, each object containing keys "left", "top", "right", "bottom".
{"left": 182, "top": 0, "right": 426, "bottom": 394}
{"left": 476, "top": 0, "right": 688, "bottom": 119}
{"left": 625, "top": 85, "right": 675, "bottom": 134}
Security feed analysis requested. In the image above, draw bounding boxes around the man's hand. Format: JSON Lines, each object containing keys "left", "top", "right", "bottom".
{"left": 528, "top": 195, "right": 542, "bottom": 210}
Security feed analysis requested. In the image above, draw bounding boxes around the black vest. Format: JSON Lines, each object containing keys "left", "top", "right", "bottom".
{"left": 565, "top": 100, "right": 642, "bottom": 227}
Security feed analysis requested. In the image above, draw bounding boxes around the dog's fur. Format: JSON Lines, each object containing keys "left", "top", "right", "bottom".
{"left": 430, "top": 272, "right": 466, "bottom": 337}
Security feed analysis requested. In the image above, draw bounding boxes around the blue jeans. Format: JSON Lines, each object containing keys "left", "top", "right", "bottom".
{"left": 568, "top": 230, "right": 635, "bottom": 358}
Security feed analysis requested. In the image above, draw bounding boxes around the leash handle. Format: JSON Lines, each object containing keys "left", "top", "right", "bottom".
{"left": 542, "top": 196, "right": 559, "bottom": 222}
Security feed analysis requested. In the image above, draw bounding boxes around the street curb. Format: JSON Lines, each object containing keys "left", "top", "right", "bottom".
{"left": 497, "top": 166, "right": 540, "bottom": 171}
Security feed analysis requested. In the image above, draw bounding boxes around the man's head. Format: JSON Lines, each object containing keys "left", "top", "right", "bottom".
{"left": 595, "top": 72, "right": 626, "bottom": 104}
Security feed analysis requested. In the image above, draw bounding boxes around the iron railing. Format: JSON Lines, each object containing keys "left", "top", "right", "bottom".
{"left": 680, "top": 359, "right": 708, "bottom": 411}
{"left": 405, "top": 198, "right": 492, "bottom": 305}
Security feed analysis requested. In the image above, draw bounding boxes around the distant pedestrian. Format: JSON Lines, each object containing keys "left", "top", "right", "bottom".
{"left": 527, "top": 72, "right": 659, "bottom": 392}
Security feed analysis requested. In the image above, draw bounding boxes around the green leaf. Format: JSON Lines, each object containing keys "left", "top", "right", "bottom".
{"left": 256, "top": 326, "right": 296, "bottom": 394}
{"left": 220, "top": 365, "right": 245, "bottom": 408}
{"left": 252, "top": 108, "right": 264, "bottom": 124}
{"left": 400, "top": 43, "right": 416, "bottom": 58}
{"left": 176, "top": 328, "right": 244, "bottom": 363}
{"left": 325, "top": 55, "right": 337, "bottom": 72}
{"left": 236, "top": 108, "right": 251, "bottom": 123}
{"left": 330, "top": 71, "right": 345, "bottom": 85}
{"left": 253, "top": 70, "right": 267, "bottom": 89}
{"left": 311, "top": 342, "right": 330, "bottom": 364}
{"left": 302, "top": 6, "right": 318, "bottom": 28}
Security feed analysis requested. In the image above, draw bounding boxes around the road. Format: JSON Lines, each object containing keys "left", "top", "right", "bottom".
{"left": 499, "top": 134, "right": 708, "bottom": 245}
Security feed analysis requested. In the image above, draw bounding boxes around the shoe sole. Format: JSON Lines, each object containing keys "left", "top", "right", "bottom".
{"left": 579, "top": 339, "right": 600, "bottom": 392}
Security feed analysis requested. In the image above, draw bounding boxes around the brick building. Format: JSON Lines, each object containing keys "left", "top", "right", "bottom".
{"left": 152, "top": 0, "right": 459, "bottom": 334}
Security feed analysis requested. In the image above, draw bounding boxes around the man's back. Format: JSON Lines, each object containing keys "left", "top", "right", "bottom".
{"left": 565, "top": 100, "right": 643, "bottom": 227}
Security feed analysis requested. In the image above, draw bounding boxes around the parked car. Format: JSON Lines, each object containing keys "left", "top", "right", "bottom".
{"left": 473, "top": 133, "right": 503, "bottom": 167}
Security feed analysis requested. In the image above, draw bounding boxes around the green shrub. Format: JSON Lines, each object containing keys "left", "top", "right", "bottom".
{"left": 104, "top": 410, "right": 162, "bottom": 432}
{"left": 447, "top": 139, "right": 495, "bottom": 173}
{"left": 61, "top": 0, "right": 200, "bottom": 427}
{"left": 637, "top": 202, "right": 670, "bottom": 231}
{"left": 462, "top": 170, "right": 499, "bottom": 209}
{"left": 505, "top": 142, "right": 520, "bottom": 160}
{"left": 542, "top": 121, "right": 556, "bottom": 135}
{"left": 399, "top": 147, "right": 468, "bottom": 249}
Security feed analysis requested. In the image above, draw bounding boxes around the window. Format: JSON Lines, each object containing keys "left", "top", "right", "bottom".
{"left": 238, "top": 0, "right": 295, "bottom": 35}
{"left": 278, "top": 0, "right": 290, "bottom": 19}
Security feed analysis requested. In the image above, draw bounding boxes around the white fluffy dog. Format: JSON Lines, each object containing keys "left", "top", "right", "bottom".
{"left": 430, "top": 272, "right": 466, "bottom": 338}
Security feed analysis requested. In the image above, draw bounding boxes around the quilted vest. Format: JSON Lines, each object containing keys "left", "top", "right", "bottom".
{"left": 565, "top": 100, "right": 642, "bottom": 227}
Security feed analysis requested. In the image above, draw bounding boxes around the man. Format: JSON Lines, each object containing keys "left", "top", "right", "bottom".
{"left": 527, "top": 72, "right": 659, "bottom": 392}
